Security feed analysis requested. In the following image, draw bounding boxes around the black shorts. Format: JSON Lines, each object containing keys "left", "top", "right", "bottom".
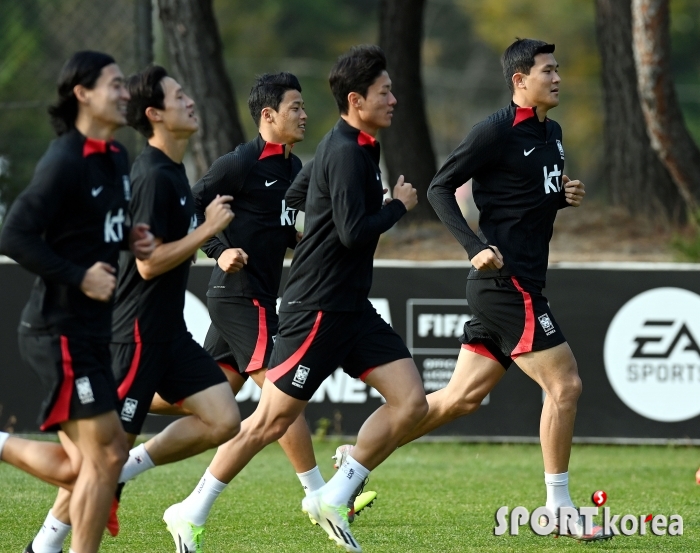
{"left": 461, "top": 276, "right": 566, "bottom": 365}
{"left": 204, "top": 297, "right": 277, "bottom": 376}
{"left": 111, "top": 332, "right": 226, "bottom": 435}
{"left": 18, "top": 333, "right": 118, "bottom": 432}
{"left": 267, "top": 305, "right": 412, "bottom": 401}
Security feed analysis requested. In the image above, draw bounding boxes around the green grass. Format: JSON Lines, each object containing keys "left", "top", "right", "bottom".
{"left": 2, "top": 441, "right": 699, "bottom": 552}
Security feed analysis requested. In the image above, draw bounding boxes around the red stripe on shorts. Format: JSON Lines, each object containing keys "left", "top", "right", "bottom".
{"left": 218, "top": 362, "right": 237, "bottom": 373}
{"left": 117, "top": 320, "right": 142, "bottom": 400}
{"left": 41, "top": 336, "right": 76, "bottom": 431}
{"left": 510, "top": 276, "right": 535, "bottom": 356}
{"left": 359, "top": 367, "right": 376, "bottom": 382}
{"left": 266, "top": 311, "right": 323, "bottom": 383}
{"left": 461, "top": 343, "right": 499, "bottom": 363}
{"left": 245, "top": 299, "right": 268, "bottom": 373}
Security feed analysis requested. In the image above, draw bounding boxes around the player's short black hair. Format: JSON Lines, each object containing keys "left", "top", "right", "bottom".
{"left": 248, "top": 72, "right": 302, "bottom": 126}
{"left": 126, "top": 65, "right": 168, "bottom": 138}
{"left": 501, "top": 38, "right": 556, "bottom": 93}
{"left": 329, "top": 45, "right": 387, "bottom": 114}
{"left": 48, "top": 51, "right": 116, "bottom": 136}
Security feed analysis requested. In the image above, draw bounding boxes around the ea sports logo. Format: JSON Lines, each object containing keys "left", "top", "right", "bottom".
{"left": 604, "top": 287, "right": 700, "bottom": 422}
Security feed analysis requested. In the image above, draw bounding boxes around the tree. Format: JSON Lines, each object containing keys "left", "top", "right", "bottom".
{"left": 158, "top": 0, "right": 245, "bottom": 177}
{"left": 595, "top": 0, "right": 684, "bottom": 223}
{"left": 632, "top": 0, "right": 700, "bottom": 220}
{"left": 379, "top": 0, "right": 438, "bottom": 223}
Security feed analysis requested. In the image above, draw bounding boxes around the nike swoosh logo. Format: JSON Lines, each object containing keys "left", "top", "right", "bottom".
{"left": 524, "top": 147, "right": 535, "bottom": 156}
{"left": 180, "top": 197, "right": 186, "bottom": 206}
{"left": 91, "top": 186, "right": 103, "bottom": 197}
{"left": 265, "top": 180, "right": 277, "bottom": 187}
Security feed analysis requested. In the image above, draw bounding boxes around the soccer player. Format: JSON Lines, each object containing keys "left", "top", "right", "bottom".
{"left": 0, "top": 51, "right": 154, "bottom": 553}
{"left": 22, "top": 64, "right": 243, "bottom": 553}
{"left": 164, "top": 45, "right": 427, "bottom": 552}
{"left": 406, "top": 38, "right": 605, "bottom": 540}
{"left": 186, "top": 73, "right": 376, "bottom": 509}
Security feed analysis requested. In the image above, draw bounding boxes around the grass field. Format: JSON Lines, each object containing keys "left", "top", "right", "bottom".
{"left": 2, "top": 440, "right": 699, "bottom": 552}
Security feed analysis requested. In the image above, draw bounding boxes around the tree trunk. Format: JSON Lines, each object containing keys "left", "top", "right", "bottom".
{"left": 632, "top": 0, "right": 700, "bottom": 219}
{"left": 157, "top": 0, "right": 245, "bottom": 177}
{"left": 379, "top": 0, "right": 438, "bottom": 223}
{"left": 595, "top": 0, "right": 683, "bottom": 223}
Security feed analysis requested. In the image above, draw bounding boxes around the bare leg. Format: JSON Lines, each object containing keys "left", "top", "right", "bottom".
{"left": 399, "top": 348, "right": 506, "bottom": 446}
{"left": 249, "top": 369, "right": 317, "bottom": 473}
{"left": 143, "top": 382, "right": 240, "bottom": 466}
{"left": 513, "top": 342, "right": 582, "bottom": 473}
{"left": 208, "top": 380, "right": 306, "bottom": 483}
{"left": 61, "top": 411, "right": 128, "bottom": 553}
{"left": 350, "top": 358, "right": 428, "bottom": 470}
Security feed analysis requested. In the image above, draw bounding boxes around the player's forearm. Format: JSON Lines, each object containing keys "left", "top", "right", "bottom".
{"left": 427, "top": 185, "right": 488, "bottom": 259}
{"left": 335, "top": 200, "right": 406, "bottom": 249}
{"left": 136, "top": 224, "right": 215, "bottom": 280}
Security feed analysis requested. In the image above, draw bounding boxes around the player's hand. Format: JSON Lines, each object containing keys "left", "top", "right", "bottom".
{"left": 204, "top": 195, "right": 234, "bottom": 234}
{"left": 471, "top": 246, "right": 504, "bottom": 270}
{"left": 393, "top": 175, "right": 418, "bottom": 211}
{"left": 80, "top": 262, "right": 117, "bottom": 302}
{"left": 563, "top": 175, "right": 585, "bottom": 207}
{"left": 129, "top": 223, "right": 155, "bottom": 260}
{"left": 218, "top": 248, "right": 248, "bottom": 274}
{"left": 296, "top": 232, "right": 303, "bottom": 243}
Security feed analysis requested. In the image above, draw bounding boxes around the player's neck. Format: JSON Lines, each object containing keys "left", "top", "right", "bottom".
{"left": 341, "top": 113, "right": 379, "bottom": 138}
{"left": 74, "top": 113, "right": 118, "bottom": 142}
{"left": 148, "top": 131, "right": 189, "bottom": 164}
{"left": 512, "top": 95, "right": 550, "bottom": 122}
{"left": 259, "top": 128, "right": 293, "bottom": 158}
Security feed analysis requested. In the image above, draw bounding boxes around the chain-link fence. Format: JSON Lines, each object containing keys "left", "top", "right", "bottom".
{"left": 0, "top": 0, "right": 153, "bottom": 222}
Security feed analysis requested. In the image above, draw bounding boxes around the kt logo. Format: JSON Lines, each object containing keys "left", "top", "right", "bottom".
{"left": 631, "top": 320, "right": 700, "bottom": 359}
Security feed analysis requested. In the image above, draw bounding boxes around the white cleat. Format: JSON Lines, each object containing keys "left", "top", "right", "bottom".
{"left": 302, "top": 492, "right": 362, "bottom": 552}
{"left": 163, "top": 503, "right": 205, "bottom": 553}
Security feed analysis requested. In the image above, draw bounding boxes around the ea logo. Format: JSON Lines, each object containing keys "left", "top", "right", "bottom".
{"left": 183, "top": 291, "right": 211, "bottom": 346}
{"left": 604, "top": 287, "right": 700, "bottom": 422}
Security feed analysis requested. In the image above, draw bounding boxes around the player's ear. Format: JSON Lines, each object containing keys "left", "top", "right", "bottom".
{"left": 261, "top": 106, "right": 275, "bottom": 124}
{"left": 145, "top": 106, "right": 162, "bottom": 123}
{"left": 73, "top": 84, "right": 90, "bottom": 106}
{"left": 512, "top": 72, "right": 526, "bottom": 90}
{"left": 348, "top": 91, "right": 363, "bottom": 111}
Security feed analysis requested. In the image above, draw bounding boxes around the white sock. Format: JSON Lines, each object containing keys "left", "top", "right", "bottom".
{"left": 180, "top": 468, "right": 228, "bottom": 526}
{"left": 297, "top": 466, "right": 325, "bottom": 495}
{"left": 0, "top": 431, "right": 9, "bottom": 461}
{"left": 545, "top": 471, "right": 575, "bottom": 514}
{"left": 321, "top": 455, "right": 370, "bottom": 507}
{"left": 32, "top": 510, "right": 71, "bottom": 553}
{"left": 119, "top": 443, "right": 155, "bottom": 483}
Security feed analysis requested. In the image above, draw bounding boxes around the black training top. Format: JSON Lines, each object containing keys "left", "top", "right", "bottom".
{"left": 427, "top": 102, "right": 569, "bottom": 287}
{"left": 0, "top": 129, "right": 131, "bottom": 339}
{"left": 112, "top": 145, "right": 197, "bottom": 343}
{"left": 280, "top": 118, "right": 407, "bottom": 312}
{"left": 192, "top": 135, "right": 301, "bottom": 305}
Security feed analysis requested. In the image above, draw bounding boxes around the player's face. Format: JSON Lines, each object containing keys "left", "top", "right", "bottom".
{"left": 272, "top": 89, "right": 307, "bottom": 144}
{"left": 83, "top": 63, "right": 130, "bottom": 129}
{"left": 157, "top": 76, "right": 199, "bottom": 137}
{"left": 358, "top": 71, "right": 396, "bottom": 131}
{"left": 522, "top": 53, "right": 560, "bottom": 109}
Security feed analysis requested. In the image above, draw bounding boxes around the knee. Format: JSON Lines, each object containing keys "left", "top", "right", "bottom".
{"left": 447, "top": 391, "right": 486, "bottom": 418}
{"left": 211, "top": 411, "right": 242, "bottom": 446}
{"left": 404, "top": 393, "right": 429, "bottom": 425}
{"left": 549, "top": 371, "right": 582, "bottom": 407}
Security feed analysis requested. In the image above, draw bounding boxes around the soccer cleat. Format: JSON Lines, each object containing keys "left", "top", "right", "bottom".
{"left": 163, "top": 503, "right": 205, "bottom": 553}
{"left": 24, "top": 542, "right": 61, "bottom": 553}
{"left": 332, "top": 444, "right": 377, "bottom": 523}
{"left": 302, "top": 492, "right": 362, "bottom": 552}
{"left": 106, "top": 482, "right": 125, "bottom": 537}
{"left": 539, "top": 512, "right": 614, "bottom": 542}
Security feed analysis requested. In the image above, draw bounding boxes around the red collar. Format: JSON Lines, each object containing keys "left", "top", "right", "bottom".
{"left": 259, "top": 141, "right": 286, "bottom": 160}
{"left": 512, "top": 106, "right": 536, "bottom": 127}
{"left": 83, "top": 137, "right": 120, "bottom": 157}
{"left": 357, "top": 130, "right": 378, "bottom": 147}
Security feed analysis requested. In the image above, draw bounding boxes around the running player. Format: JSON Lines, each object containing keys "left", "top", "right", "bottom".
{"left": 164, "top": 45, "right": 427, "bottom": 552}
{"left": 0, "top": 51, "right": 154, "bottom": 553}
{"left": 400, "top": 38, "right": 606, "bottom": 541}
{"left": 23, "top": 64, "right": 242, "bottom": 553}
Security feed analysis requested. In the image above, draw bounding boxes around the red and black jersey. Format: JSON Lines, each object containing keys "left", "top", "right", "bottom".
{"left": 280, "top": 118, "right": 406, "bottom": 313}
{"left": 112, "top": 145, "right": 197, "bottom": 343}
{"left": 0, "top": 129, "right": 131, "bottom": 339}
{"left": 428, "top": 102, "right": 569, "bottom": 287}
{"left": 192, "top": 135, "right": 301, "bottom": 304}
